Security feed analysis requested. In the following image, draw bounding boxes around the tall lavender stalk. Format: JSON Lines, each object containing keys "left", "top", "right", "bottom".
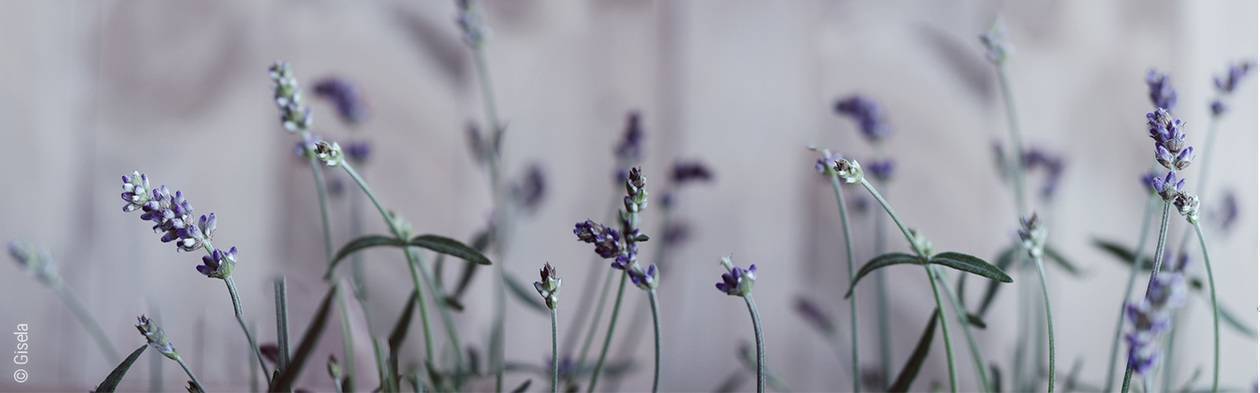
{"left": 817, "top": 148, "right": 861, "bottom": 392}
{"left": 7, "top": 242, "right": 120, "bottom": 363}
{"left": 715, "top": 257, "right": 764, "bottom": 393}
{"left": 534, "top": 263, "right": 562, "bottom": 393}
{"left": 136, "top": 315, "right": 204, "bottom": 391}
{"left": 981, "top": 22, "right": 1056, "bottom": 391}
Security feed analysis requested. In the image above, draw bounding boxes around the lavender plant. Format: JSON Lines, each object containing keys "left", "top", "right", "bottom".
{"left": 715, "top": 257, "right": 763, "bottom": 393}
{"left": 7, "top": 241, "right": 120, "bottom": 363}
{"left": 815, "top": 147, "right": 861, "bottom": 392}
{"left": 120, "top": 171, "right": 270, "bottom": 382}
{"left": 136, "top": 315, "right": 204, "bottom": 391}
{"left": 534, "top": 263, "right": 562, "bottom": 393}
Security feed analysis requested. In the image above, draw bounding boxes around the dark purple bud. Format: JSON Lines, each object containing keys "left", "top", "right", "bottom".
{"left": 834, "top": 95, "right": 891, "bottom": 143}
{"left": 312, "top": 77, "right": 365, "bottom": 126}
{"left": 1210, "top": 100, "right": 1228, "bottom": 117}
{"left": 511, "top": 164, "right": 546, "bottom": 213}
{"left": 1146, "top": 69, "right": 1178, "bottom": 110}
{"left": 614, "top": 111, "right": 644, "bottom": 163}
{"left": 1215, "top": 191, "right": 1239, "bottom": 232}
{"left": 866, "top": 159, "right": 895, "bottom": 183}
{"left": 671, "top": 160, "right": 714, "bottom": 185}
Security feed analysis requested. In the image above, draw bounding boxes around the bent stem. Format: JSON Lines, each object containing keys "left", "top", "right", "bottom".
{"left": 550, "top": 307, "right": 560, "bottom": 393}
{"left": 825, "top": 163, "right": 861, "bottom": 393}
{"left": 648, "top": 289, "right": 662, "bottom": 393}
{"left": 225, "top": 277, "right": 270, "bottom": 383}
{"left": 1105, "top": 195, "right": 1157, "bottom": 391}
{"left": 744, "top": 295, "right": 766, "bottom": 393}
{"left": 1192, "top": 223, "right": 1220, "bottom": 393}
{"left": 1032, "top": 258, "right": 1056, "bottom": 393}
{"left": 174, "top": 355, "right": 204, "bottom": 391}
{"left": 858, "top": 177, "right": 958, "bottom": 392}
{"left": 1121, "top": 201, "right": 1174, "bottom": 393}
{"left": 586, "top": 272, "right": 629, "bottom": 393}
{"left": 52, "top": 284, "right": 120, "bottom": 361}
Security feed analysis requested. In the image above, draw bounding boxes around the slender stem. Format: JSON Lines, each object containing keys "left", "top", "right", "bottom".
{"left": 1192, "top": 223, "right": 1220, "bottom": 393}
{"left": 1105, "top": 195, "right": 1157, "bottom": 391}
{"left": 995, "top": 65, "right": 1029, "bottom": 217}
{"left": 744, "top": 296, "right": 766, "bottom": 393}
{"left": 930, "top": 267, "right": 991, "bottom": 391}
{"left": 1032, "top": 258, "right": 1056, "bottom": 393}
{"left": 648, "top": 290, "right": 662, "bottom": 393}
{"left": 274, "top": 277, "right": 291, "bottom": 371}
{"left": 247, "top": 322, "right": 258, "bottom": 393}
{"left": 551, "top": 308, "right": 560, "bottom": 393}
{"left": 1122, "top": 201, "right": 1173, "bottom": 393}
{"left": 335, "top": 281, "right": 358, "bottom": 389}
{"left": 858, "top": 178, "right": 914, "bottom": 245}
{"left": 52, "top": 284, "right": 120, "bottom": 361}
{"left": 825, "top": 169, "right": 860, "bottom": 393}
{"left": 873, "top": 193, "right": 893, "bottom": 387}
{"left": 925, "top": 266, "right": 959, "bottom": 393}
{"left": 174, "top": 355, "right": 204, "bottom": 391}
{"left": 225, "top": 277, "right": 270, "bottom": 383}
{"left": 586, "top": 272, "right": 629, "bottom": 393}
{"left": 564, "top": 198, "right": 622, "bottom": 358}
{"left": 576, "top": 269, "right": 616, "bottom": 369}
{"left": 304, "top": 155, "right": 335, "bottom": 268}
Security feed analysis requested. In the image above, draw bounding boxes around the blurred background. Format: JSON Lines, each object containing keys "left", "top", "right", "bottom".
{"left": 0, "top": 0, "right": 1255, "bottom": 391}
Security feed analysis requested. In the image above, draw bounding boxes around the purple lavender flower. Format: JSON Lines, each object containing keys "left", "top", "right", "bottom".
{"left": 7, "top": 241, "right": 60, "bottom": 286}
{"left": 197, "top": 246, "right": 237, "bottom": 279}
{"left": 269, "top": 62, "right": 313, "bottom": 133}
{"left": 312, "top": 77, "right": 364, "bottom": 126}
{"left": 573, "top": 220, "right": 621, "bottom": 259}
{"left": 1022, "top": 147, "right": 1065, "bottom": 200}
{"left": 815, "top": 150, "right": 839, "bottom": 175}
{"left": 615, "top": 111, "right": 644, "bottom": 163}
{"left": 512, "top": 163, "right": 546, "bottom": 213}
{"left": 834, "top": 95, "right": 891, "bottom": 143}
{"left": 866, "top": 159, "right": 895, "bottom": 183}
{"left": 794, "top": 297, "right": 835, "bottom": 334}
{"left": 121, "top": 171, "right": 152, "bottom": 212}
{"left": 715, "top": 257, "right": 756, "bottom": 297}
{"left": 1149, "top": 171, "right": 1185, "bottom": 201}
{"left": 1125, "top": 271, "right": 1186, "bottom": 375}
{"left": 671, "top": 160, "right": 714, "bottom": 185}
{"left": 1210, "top": 61, "right": 1254, "bottom": 116}
{"left": 1147, "top": 109, "right": 1190, "bottom": 166}
{"left": 629, "top": 264, "right": 658, "bottom": 290}
{"left": 661, "top": 221, "right": 690, "bottom": 248}
{"left": 612, "top": 243, "right": 638, "bottom": 271}
{"left": 344, "top": 141, "right": 371, "bottom": 165}
{"left": 1213, "top": 191, "right": 1239, "bottom": 232}
{"left": 134, "top": 183, "right": 209, "bottom": 253}
{"left": 1145, "top": 69, "right": 1178, "bottom": 110}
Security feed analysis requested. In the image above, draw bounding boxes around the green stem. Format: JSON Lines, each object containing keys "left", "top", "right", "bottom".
{"left": 275, "top": 277, "right": 291, "bottom": 371}
{"left": 925, "top": 266, "right": 959, "bottom": 393}
{"left": 859, "top": 177, "right": 957, "bottom": 392}
{"left": 825, "top": 167, "right": 860, "bottom": 393}
{"left": 744, "top": 296, "right": 766, "bottom": 393}
{"left": 565, "top": 197, "right": 622, "bottom": 359}
{"left": 174, "top": 355, "right": 205, "bottom": 392}
{"left": 1192, "top": 223, "right": 1220, "bottom": 393}
{"left": 304, "top": 154, "right": 335, "bottom": 269}
{"left": 873, "top": 196, "right": 893, "bottom": 387}
{"left": 648, "top": 289, "right": 662, "bottom": 393}
{"left": 586, "top": 272, "right": 629, "bottom": 393}
{"left": 1032, "top": 258, "right": 1056, "bottom": 393}
{"left": 1105, "top": 195, "right": 1157, "bottom": 391}
{"left": 576, "top": 269, "right": 616, "bottom": 369}
{"left": 335, "top": 282, "right": 357, "bottom": 389}
{"left": 225, "top": 277, "right": 271, "bottom": 383}
{"left": 52, "top": 284, "right": 120, "bottom": 361}
{"left": 996, "top": 64, "right": 1029, "bottom": 217}
{"left": 551, "top": 308, "right": 560, "bottom": 393}
{"left": 929, "top": 267, "right": 991, "bottom": 392}
{"left": 1122, "top": 201, "right": 1173, "bottom": 393}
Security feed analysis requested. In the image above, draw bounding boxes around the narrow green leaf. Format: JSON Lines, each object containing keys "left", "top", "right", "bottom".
{"left": 443, "top": 228, "right": 492, "bottom": 311}
{"left": 1214, "top": 300, "right": 1257, "bottom": 338}
{"left": 324, "top": 235, "right": 406, "bottom": 278}
{"left": 845, "top": 253, "right": 925, "bottom": 298}
{"left": 270, "top": 285, "right": 339, "bottom": 392}
{"left": 503, "top": 273, "right": 549, "bottom": 315}
{"left": 1043, "top": 245, "right": 1085, "bottom": 276}
{"left": 975, "top": 245, "right": 1019, "bottom": 317}
{"left": 929, "top": 252, "right": 1013, "bottom": 283}
{"left": 1091, "top": 238, "right": 1154, "bottom": 269}
{"left": 93, "top": 344, "right": 148, "bottom": 393}
{"left": 989, "top": 364, "right": 1002, "bottom": 393}
{"left": 510, "top": 379, "right": 533, "bottom": 393}
{"left": 966, "top": 313, "right": 987, "bottom": 329}
{"left": 889, "top": 309, "right": 940, "bottom": 393}
{"left": 408, "top": 234, "right": 492, "bottom": 266}
{"left": 388, "top": 292, "right": 419, "bottom": 378}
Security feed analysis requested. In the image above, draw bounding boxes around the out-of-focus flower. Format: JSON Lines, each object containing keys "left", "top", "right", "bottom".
{"left": 136, "top": 315, "right": 180, "bottom": 360}
{"left": 533, "top": 262, "right": 561, "bottom": 309}
{"left": 1125, "top": 271, "right": 1187, "bottom": 375}
{"left": 1145, "top": 69, "right": 1178, "bottom": 110}
{"left": 1211, "top": 61, "right": 1254, "bottom": 117}
{"left": 834, "top": 95, "right": 891, "bottom": 143}
{"left": 511, "top": 163, "right": 546, "bottom": 213}
{"left": 312, "top": 77, "right": 365, "bottom": 126}
{"left": 573, "top": 220, "right": 621, "bottom": 260}
{"left": 794, "top": 297, "right": 834, "bottom": 335}
{"left": 1017, "top": 214, "right": 1047, "bottom": 259}
{"left": 866, "top": 159, "right": 895, "bottom": 183}
{"left": 314, "top": 140, "right": 344, "bottom": 167}
{"left": 1022, "top": 147, "right": 1065, "bottom": 200}
{"left": 661, "top": 221, "right": 691, "bottom": 248}
{"left": 269, "top": 62, "right": 313, "bottom": 133}
{"left": 815, "top": 150, "right": 839, "bottom": 175}
{"left": 979, "top": 22, "right": 1010, "bottom": 64}
{"left": 615, "top": 111, "right": 644, "bottom": 164}
{"left": 344, "top": 141, "right": 371, "bottom": 166}
{"left": 830, "top": 158, "right": 864, "bottom": 184}
{"left": 1211, "top": 191, "right": 1239, "bottom": 232}
{"left": 454, "top": 0, "right": 485, "bottom": 48}
{"left": 715, "top": 257, "right": 756, "bottom": 297}
{"left": 671, "top": 161, "right": 714, "bottom": 185}
{"left": 7, "top": 241, "right": 61, "bottom": 286}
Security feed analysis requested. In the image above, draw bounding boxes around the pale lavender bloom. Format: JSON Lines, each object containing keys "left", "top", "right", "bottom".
{"left": 1146, "top": 69, "right": 1178, "bottom": 110}
{"left": 715, "top": 262, "right": 756, "bottom": 297}
{"left": 1022, "top": 147, "right": 1065, "bottom": 200}
{"left": 197, "top": 246, "right": 237, "bottom": 279}
{"left": 1149, "top": 171, "right": 1185, "bottom": 201}
{"left": 979, "top": 22, "right": 1009, "bottom": 64}
{"left": 7, "top": 241, "right": 60, "bottom": 286}
{"left": 815, "top": 150, "right": 839, "bottom": 175}
{"left": 834, "top": 95, "right": 891, "bottom": 143}
{"left": 1125, "top": 271, "right": 1186, "bottom": 375}
{"left": 344, "top": 141, "right": 371, "bottom": 165}
{"left": 269, "top": 62, "right": 313, "bottom": 133}
{"left": 1211, "top": 61, "right": 1254, "bottom": 116}
{"left": 312, "top": 77, "right": 364, "bottom": 126}
{"left": 454, "top": 0, "right": 484, "bottom": 48}
{"left": 629, "top": 264, "right": 658, "bottom": 290}
{"left": 1213, "top": 191, "right": 1239, "bottom": 232}
{"left": 671, "top": 161, "right": 714, "bottom": 185}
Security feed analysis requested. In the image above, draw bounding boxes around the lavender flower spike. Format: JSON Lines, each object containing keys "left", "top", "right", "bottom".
{"left": 313, "top": 77, "right": 365, "bottom": 126}
{"left": 313, "top": 140, "right": 344, "bottom": 167}
{"left": 126, "top": 172, "right": 213, "bottom": 253}
{"left": 197, "top": 246, "right": 238, "bottom": 279}
{"left": 979, "top": 21, "right": 1010, "bottom": 64}
{"left": 1150, "top": 171, "right": 1185, "bottom": 202}
{"left": 1145, "top": 69, "right": 1178, "bottom": 110}
{"left": 1211, "top": 61, "right": 1254, "bottom": 116}
{"left": 573, "top": 220, "right": 621, "bottom": 260}
{"left": 715, "top": 257, "right": 756, "bottom": 297}
{"left": 834, "top": 95, "right": 891, "bottom": 143}
{"left": 533, "top": 262, "right": 561, "bottom": 310}
{"left": 1018, "top": 213, "right": 1048, "bottom": 260}
{"left": 268, "top": 62, "right": 313, "bottom": 133}
{"left": 1125, "top": 271, "right": 1187, "bottom": 375}
{"left": 136, "top": 315, "right": 180, "bottom": 360}
{"left": 8, "top": 241, "right": 61, "bottom": 286}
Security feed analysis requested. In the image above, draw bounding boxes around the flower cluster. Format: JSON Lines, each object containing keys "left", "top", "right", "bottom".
{"left": 1022, "top": 147, "right": 1065, "bottom": 200}
{"left": 1148, "top": 108, "right": 1192, "bottom": 172}
{"left": 613, "top": 112, "right": 645, "bottom": 183}
{"left": 629, "top": 264, "right": 658, "bottom": 290}
{"left": 343, "top": 141, "right": 372, "bottom": 165}
{"left": 1017, "top": 214, "right": 1047, "bottom": 259}
{"left": 793, "top": 297, "right": 835, "bottom": 335}
{"left": 834, "top": 95, "right": 891, "bottom": 143}
{"left": 312, "top": 77, "right": 364, "bottom": 126}
{"left": 136, "top": 315, "right": 180, "bottom": 360}
{"left": 197, "top": 247, "right": 237, "bottom": 279}
{"left": 268, "top": 62, "right": 313, "bottom": 133}
{"left": 1211, "top": 191, "right": 1238, "bottom": 232}
{"left": 660, "top": 160, "right": 714, "bottom": 210}
{"left": 7, "top": 241, "right": 61, "bottom": 287}
{"left": 122, "top": 172, "right": 238, "bottom": 278}
{"left": 574, "top": 166, "right": 658, "bottom": 290}
{"left": 1210, "top": 61, "right": 1253, "bottom": 116}
{"left": 1145, "top": 69, "right": 1178, "bottom": 110}
{"left": 533, "top": 263, "right": 561, "bottom": 309}
{"left": 1125, "top": 272, "right": 1187, "bottom": 375}
{"left": 573, "top": 220, "right": 621, "bottom": 260}
{"left": 715, "top": 257, "right": 756, "bottom": 297}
